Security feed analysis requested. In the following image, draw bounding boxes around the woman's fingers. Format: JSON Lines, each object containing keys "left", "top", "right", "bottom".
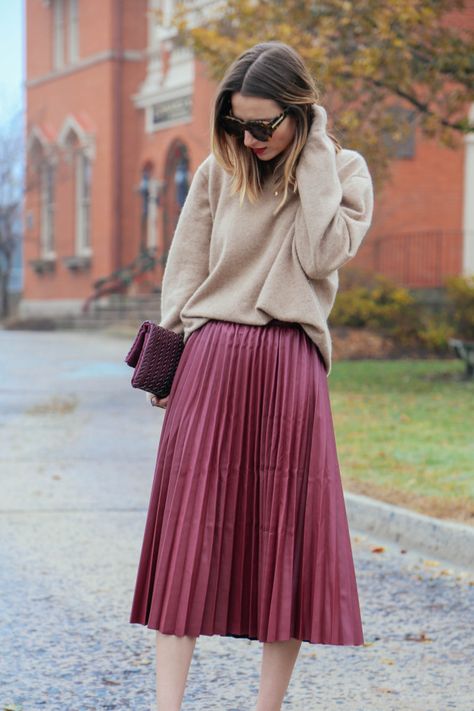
{"left": 150, "top": 394, "right": 169, "bottom": 408}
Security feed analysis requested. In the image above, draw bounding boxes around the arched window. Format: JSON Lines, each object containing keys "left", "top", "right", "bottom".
{"left": 52, "top": 0, "right": 65, "bottom": 70}
{"left": 27, "top": 129, "right": 56, "bottom": 261}
{"left": 162, "top": 140, "right": 190, "bottom": 264}
{"left": 58, "top": 116, "right": 95, "bottom": 258}
{"left": 75, "top": 150, "right": 91, "bottom": 255}
{"left": 49, "top": 0, "right": 79, "bottom": 68}
{"left": 41, "top": 160, "right": 56, "bottom": 257}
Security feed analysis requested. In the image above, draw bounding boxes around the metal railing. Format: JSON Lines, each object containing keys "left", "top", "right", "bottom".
{"left": 81, "top": 246, "right": 157, "bottom": 314}
{"left": 355, "top": 229, "right": 464, "bottom": 288}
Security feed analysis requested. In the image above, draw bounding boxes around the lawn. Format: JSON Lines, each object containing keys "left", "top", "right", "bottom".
{"left": 328, "top": 358, "right": 474, "bottom": 524}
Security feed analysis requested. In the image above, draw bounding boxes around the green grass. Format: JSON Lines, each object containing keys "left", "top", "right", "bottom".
{"left": 328, "top": 358, "right": 474, "bottom": 521}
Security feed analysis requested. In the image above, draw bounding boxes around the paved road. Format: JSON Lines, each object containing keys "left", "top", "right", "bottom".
{"left": 0, "top": 330, "right": 473, "bottom": 711}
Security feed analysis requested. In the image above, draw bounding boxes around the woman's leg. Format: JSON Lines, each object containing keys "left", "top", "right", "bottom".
{"left": 254, "top": 638, "right": 302, "bottom": 711}
{"left": 155, "top": 631, "right": 197, "bottom": 711}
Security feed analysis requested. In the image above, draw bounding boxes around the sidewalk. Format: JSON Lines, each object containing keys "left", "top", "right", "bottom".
{"left": 1, "top": 329, "right": 473, "bottom": 711}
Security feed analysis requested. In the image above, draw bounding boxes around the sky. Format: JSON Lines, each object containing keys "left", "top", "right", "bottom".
{"left": 0, "top": 1, "right": 25, "bottom": 126}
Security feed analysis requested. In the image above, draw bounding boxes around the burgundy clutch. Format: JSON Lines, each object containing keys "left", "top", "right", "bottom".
{"left": 124, "top": 320, "right": 185, "bottom": 399}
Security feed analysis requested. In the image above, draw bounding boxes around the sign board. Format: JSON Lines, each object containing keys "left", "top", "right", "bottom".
{"left": 152, "top": 96, "right": 192, "bottom": 128}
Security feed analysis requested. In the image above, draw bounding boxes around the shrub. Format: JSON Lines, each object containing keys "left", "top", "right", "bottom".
{"left": 444, "top": 275, "right": 474, "bottom": 339}
{"left": 330, "top": 273, "right": 422, "bottom": 345}
{"left": 416, "top": 319, "right": 455, "bottom": 354}
{"left": 330, "top": 270, "right": 459, "bottom": 354}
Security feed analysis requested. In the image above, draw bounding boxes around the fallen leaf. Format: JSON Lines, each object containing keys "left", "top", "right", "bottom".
{"left": 371, "top": 546, "right": 385, "bottom": 553}
{"left": 404, "top": 632, "right": 432, "bottom": 642}
{"left": 374, "top": 687, "right": 398, "bottom": 694}
{"left": 423, "top": 560, "right": 440, "bottom": 568}
{"left": 130, "top": 656, "right": 152, "bottom": 666}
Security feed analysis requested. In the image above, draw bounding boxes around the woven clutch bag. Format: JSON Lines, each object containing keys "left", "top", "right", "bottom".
{"left": 124, "top": 320, "right": 185, "bottom": 399}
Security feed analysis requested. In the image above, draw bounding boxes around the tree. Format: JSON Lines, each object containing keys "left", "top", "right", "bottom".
{"left": 171, "top": 0, "right": 474, "bottom": 187}
{"left": 0, "top": 109, "right": 23, "bottom": 319}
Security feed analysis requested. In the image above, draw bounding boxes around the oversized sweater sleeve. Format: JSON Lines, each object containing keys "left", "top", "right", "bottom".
{"left": 293, "top": 104, "right": 374, "bottom": 280}
{"left": 159, "top": 158, "right": 212, "bottom": 333}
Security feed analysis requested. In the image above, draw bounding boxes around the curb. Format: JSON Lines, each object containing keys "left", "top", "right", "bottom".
{"left": 344, "top": 491, "right": 474, "bottom": 570}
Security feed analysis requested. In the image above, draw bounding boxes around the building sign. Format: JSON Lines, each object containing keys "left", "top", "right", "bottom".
{"left": 152, "top": 95, "right": 192, "bottom": 128}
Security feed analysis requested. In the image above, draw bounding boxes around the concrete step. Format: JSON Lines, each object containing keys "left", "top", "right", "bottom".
{"left": 99, "top": 294, "right": 162, "bottom": 309}
{"left": 86, "top": 309, "right": 160, "bottom": 320}
{"left": 55, "top": 315, "right": 155, "bottom": 330}
{"left": 2, "top": 294, "right": 163, "bottom": 331}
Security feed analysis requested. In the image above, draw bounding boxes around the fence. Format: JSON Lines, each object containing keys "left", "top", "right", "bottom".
{"left": 355, "top": 229, "right": 464, "bottom": 289}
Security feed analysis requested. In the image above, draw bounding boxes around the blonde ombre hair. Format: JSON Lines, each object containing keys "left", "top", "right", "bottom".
{"left": 210, "top": 41, "right": 342, "bottom": 215}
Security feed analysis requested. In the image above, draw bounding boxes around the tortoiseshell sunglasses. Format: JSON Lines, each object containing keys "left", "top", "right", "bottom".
{"left": 221, "top": 106, "right": 290, "bottom": 142}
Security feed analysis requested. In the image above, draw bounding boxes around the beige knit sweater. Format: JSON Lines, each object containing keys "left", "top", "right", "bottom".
{"left": 158, "top": 102, "right": 374, "bottom": 376}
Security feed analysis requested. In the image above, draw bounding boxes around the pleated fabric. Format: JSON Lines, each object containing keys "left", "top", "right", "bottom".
{"left": 129, "top": 319, "right": 364, "bottom": 645}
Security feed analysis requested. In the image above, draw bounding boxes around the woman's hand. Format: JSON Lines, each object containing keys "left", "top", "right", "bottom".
{"left": 151, "top": 394, "right": 169, "bottom": 408}
{"left": 310, "top": 103, "right": 328, "bottom": 132}
{"left": 146, "top": 391, "right": 170, "bottom": 408}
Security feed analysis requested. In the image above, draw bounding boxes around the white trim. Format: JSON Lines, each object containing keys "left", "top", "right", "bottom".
{"left": 163, "top": 0, "right": 174, "bottom": 27}
{"left": 57, "top": 115, "right": 96, "bottom": 160}
{"left": 462, "top": 103, "right": 474, "bottom": 277}
{"left": 123, "top": 50, "right": 145, "bottom": 61}
{"left": 134, "top": 43, "right": 195, "bottom": 133}
{"left": 68, "top": 0, "right": 79, "bottom": 63}
{"left": 134, "top": 45, "right": 195, "bottom": 103}
{"left": 134, "top": 1, "right": 223, "bottom": 133}
{"left": 53, "top": 0, "right": 65, "bottom": 70}
{"left": 180, "top": 0, "right": 224, "bottom": 29}
{"left": 26, "top": 126, "right": 52, "bottom": 156}
{"left": 26, "top": 49, "right": 146, "bottom": 88}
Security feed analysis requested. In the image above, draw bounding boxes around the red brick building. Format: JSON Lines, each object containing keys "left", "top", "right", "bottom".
{"left": 21, "top": 0, "right": 474, "bottom": 319}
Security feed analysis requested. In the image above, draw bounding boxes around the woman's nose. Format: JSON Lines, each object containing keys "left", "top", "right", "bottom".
{"left": 243, "top": 130, "right": 257, "bottom": 147}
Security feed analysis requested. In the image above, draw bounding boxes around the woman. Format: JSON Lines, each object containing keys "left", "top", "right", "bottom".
{"left": 130, "top": 41, "right": 374, "bottom": 711}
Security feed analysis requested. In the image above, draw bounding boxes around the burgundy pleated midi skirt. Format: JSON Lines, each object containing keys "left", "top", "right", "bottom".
{"left": 129, "top": 319, "right": 364, "bottom": 645}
